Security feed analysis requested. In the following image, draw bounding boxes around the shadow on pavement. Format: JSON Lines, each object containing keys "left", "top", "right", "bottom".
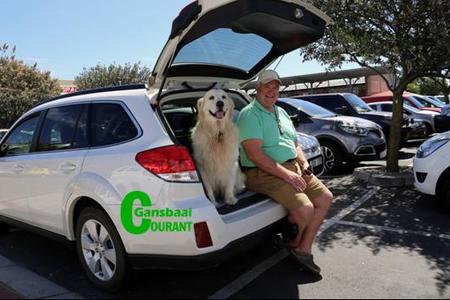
{"left": 316, "top": 184, "right": 450, "bottom": 296}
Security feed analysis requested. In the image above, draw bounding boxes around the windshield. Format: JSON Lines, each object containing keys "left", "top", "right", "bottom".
{"left": 404, "top": 104, "right": 420, "bottom": 113}
{"left": 411, "top": 95, "right": 441, "bottom": 108}
{"left": 287, "top": 99, "right": 337, "bottom": 118}
{"left": 173, "top": 28, "right": 272, "bottom": 72}
{"left": 344, "top": 94, "right": 373, "bottom": 113}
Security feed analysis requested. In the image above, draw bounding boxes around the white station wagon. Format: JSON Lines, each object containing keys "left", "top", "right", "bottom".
{"left": 0, "top": 0, "right": 329, "bottom": 290}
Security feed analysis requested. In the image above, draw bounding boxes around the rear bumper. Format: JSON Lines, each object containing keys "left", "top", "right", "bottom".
{"left": 128, "top": 217, "right": 286, "bottom": 270}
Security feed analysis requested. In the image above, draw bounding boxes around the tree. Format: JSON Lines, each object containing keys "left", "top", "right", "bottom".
{"left": 410, "top": 77, "right": 450, "bottom": 100}
{"left": 0, "top": 44, "right": 61, "bottom": 128}
{"left": 74, "top": 62, "right": 152, "bottom": 91}
{"left": 301, "top": 0, "right": 450, "bottom": 172}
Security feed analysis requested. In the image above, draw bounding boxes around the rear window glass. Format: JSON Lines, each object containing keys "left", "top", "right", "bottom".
{"left": 173, "top": 28, "right": 272, "bottom": 72}
{"left": 90, "top": 103, "right": 138, "bottom": 147}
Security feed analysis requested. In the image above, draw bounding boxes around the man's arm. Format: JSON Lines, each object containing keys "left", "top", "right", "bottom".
{"left": 241, "top": 139, "right": 307, "bottom": 192}
{"left": 295, "top": 140, "right": 310, "bottom": 170}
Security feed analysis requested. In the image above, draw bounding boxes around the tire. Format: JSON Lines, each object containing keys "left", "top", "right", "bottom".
{"left": 437, "top": 173, "right": 450, "bottom": 212}
{"left": 75, "top": 207, "right": 131, "bottom": 291}
{"left": 320, "top": 140, "right": 344, "bottom": 174}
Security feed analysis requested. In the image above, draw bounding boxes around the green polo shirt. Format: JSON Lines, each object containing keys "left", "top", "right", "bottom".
{"left": 238, "top": 100, "right": 298, "bottom": 167}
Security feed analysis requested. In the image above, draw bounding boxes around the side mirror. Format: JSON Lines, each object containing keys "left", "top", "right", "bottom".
{"left": 335, "top": 106, "right": 350, "bottom": 115}
{"left": 290, "top": 114, "right": 300, "bottom": 127}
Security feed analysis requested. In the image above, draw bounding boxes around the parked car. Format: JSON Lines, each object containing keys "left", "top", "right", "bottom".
{"left": 368, "top": 101, "right": 435, "bottom": 137}
{"left": 0, "top": 0, "right": 330, "bottom": 291}
{"left": 0, "top": 129, "right": 7, "bottom": 141}
{"left": 414, "top": 132, "right": 450, "bottom": 211}
{"left": 362, "top": 91, "right": 441, "bottom": 113}
{"left": 277, "top": 98, "right": 386, "bottom": 173}
{"left": 293, "top": 93, "right": 411, "bottom": 145}
{"left": 296, "top": 132, "right": 324, "bottom": 176}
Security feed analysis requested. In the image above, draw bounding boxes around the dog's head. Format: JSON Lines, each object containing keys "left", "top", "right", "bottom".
{"left": 197, "top": 89, "right": 234, "bottom": 123}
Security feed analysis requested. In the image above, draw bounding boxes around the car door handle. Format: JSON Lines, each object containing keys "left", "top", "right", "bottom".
{"left": 13, "top": 164, "right": 24, "bottom": 173}
{"left": 59, "top": 162, "right": 77, "bottom": 173}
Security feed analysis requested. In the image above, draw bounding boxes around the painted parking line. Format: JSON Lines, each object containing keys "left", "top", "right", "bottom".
{"left": 208, "top": 187, "right": 379, "bottom": 299}
{"left": 334, "top": 220, "right": 450, "bottom": 240}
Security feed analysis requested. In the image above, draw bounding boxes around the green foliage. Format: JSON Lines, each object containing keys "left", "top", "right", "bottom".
{"left": 410, "top": 77, "right": 446, "bottom": 95}
{"left": 302, "top": 0, "right": 450, "bottom": 172}
{"left": 0, "top": 44, "right": 61, "bottom": 128}
{"left": 74, "top": 62, "right": 152, "bottom": 91}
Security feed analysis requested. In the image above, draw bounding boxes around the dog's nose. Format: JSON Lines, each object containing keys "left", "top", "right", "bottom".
{"left": 216, "top": 101, "right": 224, "bottom": 108}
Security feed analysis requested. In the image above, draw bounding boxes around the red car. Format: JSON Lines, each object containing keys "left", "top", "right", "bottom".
{"left": 362, "top": 91, "right": 441, "bottom": 113}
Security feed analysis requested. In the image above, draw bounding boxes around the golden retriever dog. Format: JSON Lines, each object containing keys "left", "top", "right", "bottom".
{"left": 191, "top": 89, "right": 246, "bottom": 206}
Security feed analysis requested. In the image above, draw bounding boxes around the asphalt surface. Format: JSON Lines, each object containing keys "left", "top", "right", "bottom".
{"left": 0, "top": 141, "right": 449, "bottom": 298}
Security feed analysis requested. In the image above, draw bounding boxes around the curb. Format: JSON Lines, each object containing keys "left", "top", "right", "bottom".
{"left": 0, "top": 254, "right": 84, "bottom": 299}
{"left": 353, "top": 166, "right": 414, "bottom": 187}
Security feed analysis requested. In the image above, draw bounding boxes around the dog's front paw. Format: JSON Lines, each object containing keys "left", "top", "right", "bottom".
{"left": 225, "top": 196, "right": 239, "bottom": 206}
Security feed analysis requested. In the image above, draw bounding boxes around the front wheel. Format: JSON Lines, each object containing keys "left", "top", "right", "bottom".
{"left": 320, "top": 141, "right": 344, "bottom": 174}
{"left": 75, "top": 207, "right": 131, "bottom": 291}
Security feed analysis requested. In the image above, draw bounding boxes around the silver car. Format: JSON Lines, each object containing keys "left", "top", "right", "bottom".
{"left": 277, "top": 98, "right": 386, "bottom": 173}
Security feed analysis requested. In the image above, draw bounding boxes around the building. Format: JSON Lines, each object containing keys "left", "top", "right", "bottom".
{"left": 244, "top": 67, "right": 393, "bottom": 97}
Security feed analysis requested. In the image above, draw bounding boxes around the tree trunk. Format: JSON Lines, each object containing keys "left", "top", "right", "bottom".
{"left": 386, "top": 89, "right": 406, "bottom": 173}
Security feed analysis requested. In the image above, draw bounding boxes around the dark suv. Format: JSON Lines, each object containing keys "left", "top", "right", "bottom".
{"left": 295, "top": 93, "right": 411, "bottom": 145}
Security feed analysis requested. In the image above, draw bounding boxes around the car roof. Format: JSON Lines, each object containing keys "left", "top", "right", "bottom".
{"left": 295, "top": 93, "right": 351, "bottom": 98}
{"left": 28, "top": 84, "right": 148, "bottom": 114}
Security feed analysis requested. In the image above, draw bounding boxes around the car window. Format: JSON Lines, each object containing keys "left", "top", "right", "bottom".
{"left": 302, "top": 95, "right": 348, "bottom": 112}
{"left": 173, "top": 28, "right": 272, "bottom": 73}
{"left": 380, "top": 104, "right": 393, "bottom": 112}
{"left": 1, "top": 114, "right": 40, "bottom": 156}
{"left": 90, "top": 103, "right": 138, "bottom": 147}
{"left": 276, "top": 102, "right": 297, "bottom": 116}
{"left": 37, "top": 105, "right": 86, "bottom": 151}
{"left": 344, "top": 94, "right": 372, "bottom": 113}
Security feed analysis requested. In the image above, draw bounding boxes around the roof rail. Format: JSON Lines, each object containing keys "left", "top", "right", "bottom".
{"left": 33, "top": 84, "right": 146, "bottom": 108}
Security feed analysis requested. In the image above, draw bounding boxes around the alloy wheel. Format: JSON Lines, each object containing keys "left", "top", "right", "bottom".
{"left": 80, "top": 219, "right": 117, "bottom": 281}
{"left": 321, "top": 146, "right": 335, "bottom": 172}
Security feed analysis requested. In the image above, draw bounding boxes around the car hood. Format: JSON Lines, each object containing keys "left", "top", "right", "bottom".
{"left": 358, "top": 110, "right": 393, "bottom": 119}
{"left": 321, "top": 115, "right": 379, "bottom": 128}
{"left": 148, "top": 0, "right": 330, "bottom": 97}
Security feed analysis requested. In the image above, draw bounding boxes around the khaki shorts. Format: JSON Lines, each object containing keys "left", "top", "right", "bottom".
{"left": 243, "top": 160, "right": 328, "bottom": 211}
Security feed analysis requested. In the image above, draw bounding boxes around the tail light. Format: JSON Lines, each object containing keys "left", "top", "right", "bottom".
{"left": 194, "top": 222, "right": 213, "bottom": 248}
{"left": 136, "top": 145, "right": 199, "bottom": 182}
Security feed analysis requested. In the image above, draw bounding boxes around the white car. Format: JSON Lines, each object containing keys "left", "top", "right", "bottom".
{"left": 0, "top": 0, "right": 330, "bottom": 291}
{"left": 413, "top": 132, "right": 450, "bottom": 210}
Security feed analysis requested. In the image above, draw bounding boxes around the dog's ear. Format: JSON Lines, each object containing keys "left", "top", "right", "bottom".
{"left": 197, "top": 97, "right": 204, "bottom": 110}
{"left": 197, "top": 97, "right": 205, "bottom": 119}
{"left": 227, "top": 96, "right": 235, "bottom": 120}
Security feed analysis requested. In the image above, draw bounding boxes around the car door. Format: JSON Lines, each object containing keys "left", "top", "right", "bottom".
{"left": 26, "top": 104, "right": 89, "bottom": 234}
{"left": 149, "top": 0, "right": 330, "bottom": 95}
{"left": 0, "top": 113, "right": 42, "bottom": 223}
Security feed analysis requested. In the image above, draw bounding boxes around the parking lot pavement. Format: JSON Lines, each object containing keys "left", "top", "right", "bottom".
{"left": 1, "top": 141, "right": 449, "bottom": 299}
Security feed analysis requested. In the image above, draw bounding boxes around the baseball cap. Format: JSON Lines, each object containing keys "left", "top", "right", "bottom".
{"left": 257, "top": 69, "right": 282, "bottom": 86}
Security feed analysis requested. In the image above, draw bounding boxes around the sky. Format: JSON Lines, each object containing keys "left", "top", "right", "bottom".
{"left": 1, "top": 0, "right": 359, "bottom": 80}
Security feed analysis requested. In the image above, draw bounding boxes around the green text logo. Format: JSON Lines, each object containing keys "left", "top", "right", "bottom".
{"left": 120, "top": 191, "right": 192, "bottom": 235}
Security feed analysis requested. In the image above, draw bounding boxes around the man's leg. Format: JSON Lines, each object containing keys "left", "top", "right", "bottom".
{"left": 287, "top": 203, "right": 314, "bottom": 248}
{"left": 295, "top": 189, "right": 333, "bottom": 253}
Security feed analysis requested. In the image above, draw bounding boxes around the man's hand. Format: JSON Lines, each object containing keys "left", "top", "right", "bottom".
{"left": 283, "top": 169, "right": 307, "bottom": 192}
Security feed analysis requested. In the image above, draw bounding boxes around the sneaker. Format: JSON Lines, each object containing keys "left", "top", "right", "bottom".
{"left": 290, "top": 249, "right": 321, "bottom": 275}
